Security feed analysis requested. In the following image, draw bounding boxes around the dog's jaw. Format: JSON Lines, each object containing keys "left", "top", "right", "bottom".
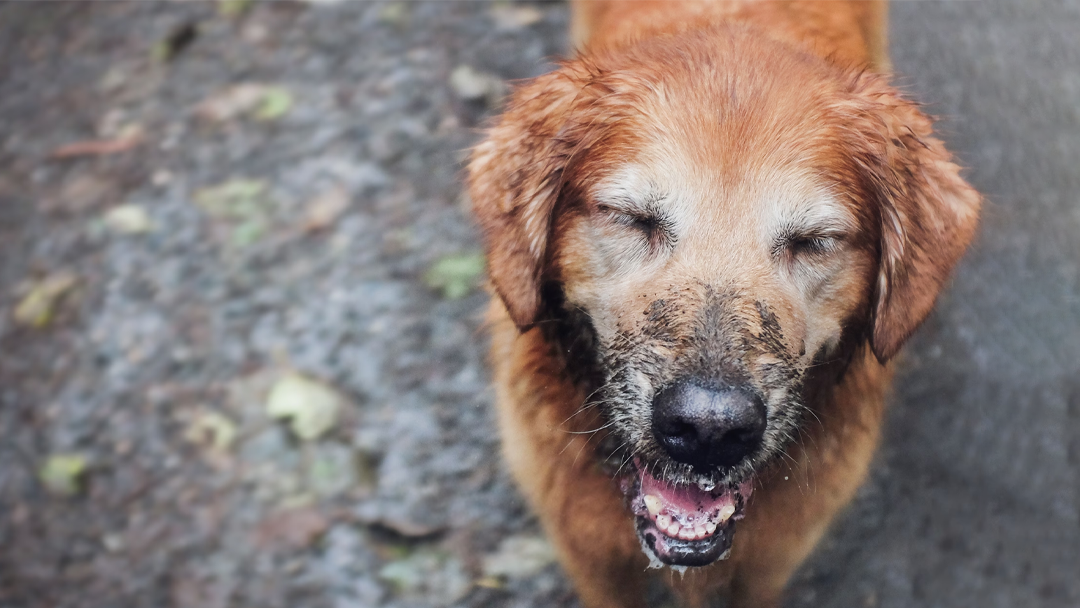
{"left": 620, "top": 461, "right": 753, "bottom": 568}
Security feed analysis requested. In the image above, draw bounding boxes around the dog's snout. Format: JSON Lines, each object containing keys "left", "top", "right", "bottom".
{"left": 651, "top": 381, "right": 766, "bottom": 471}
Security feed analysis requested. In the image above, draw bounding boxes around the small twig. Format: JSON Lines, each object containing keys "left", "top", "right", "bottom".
{"left": 50, "top": 134, "right": 143, "bottom": 159}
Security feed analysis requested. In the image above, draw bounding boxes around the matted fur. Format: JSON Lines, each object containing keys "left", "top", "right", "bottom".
{"left": 468, "top": 2, "right": 980, "bottom": 606}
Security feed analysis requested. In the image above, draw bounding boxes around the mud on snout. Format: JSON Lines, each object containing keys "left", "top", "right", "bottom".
{"left": 591, "top": 286, "right": 809, "bottom": 566}
{"left": 596, "top": 286, "right": 806, "bottom": 483}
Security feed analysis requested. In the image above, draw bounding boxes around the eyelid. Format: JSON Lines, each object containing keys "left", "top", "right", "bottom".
{"left": 597, "top": 201, "right": 645, "bottom": 217}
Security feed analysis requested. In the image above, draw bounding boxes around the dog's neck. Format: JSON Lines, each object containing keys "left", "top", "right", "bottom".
{"left": 572, "top": 0, "right": 889, "bottom": 72}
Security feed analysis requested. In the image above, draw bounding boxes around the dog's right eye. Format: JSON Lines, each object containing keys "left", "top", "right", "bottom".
{"left": 596, "top": 204, "right": 672, "bottom": 250}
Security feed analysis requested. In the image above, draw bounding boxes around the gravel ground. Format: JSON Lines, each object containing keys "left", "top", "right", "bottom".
{"left": 0, "top": 2, "right": 1077, "bottom": 608}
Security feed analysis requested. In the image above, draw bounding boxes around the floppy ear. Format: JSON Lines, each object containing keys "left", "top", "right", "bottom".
{"left": 467, "top": 64, "right": 596, "bottom": 329}
{"left": 848, "top": 74, "right": 982, "bottom": 362}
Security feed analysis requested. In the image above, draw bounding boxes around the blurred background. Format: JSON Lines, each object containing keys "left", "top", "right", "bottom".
{"left": 0, "top": 2, "right": 1077, "bottom": 607}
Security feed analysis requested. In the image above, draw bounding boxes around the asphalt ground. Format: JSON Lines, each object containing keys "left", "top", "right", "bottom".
{"left": 0, "top": 2, "right": 1076, "bottom": 608}
{"left": 787, "top": 2, "right": 1080, "bottom": 607}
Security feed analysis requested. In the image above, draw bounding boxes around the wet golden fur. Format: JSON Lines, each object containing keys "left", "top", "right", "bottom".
{"left": 468, "top": 2, "right": 980, "bottom": 606}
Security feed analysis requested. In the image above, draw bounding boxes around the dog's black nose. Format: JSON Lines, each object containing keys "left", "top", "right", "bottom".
{"left": 651, "top": 381, "right": 766, "bottom": 470}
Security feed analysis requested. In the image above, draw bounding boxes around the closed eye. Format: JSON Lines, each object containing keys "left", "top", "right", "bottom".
{"left": 773, "top": 228, "right": 844, "bottom": 259}
{"left": 788, "top": 235, "right": 834, "bottom": 256}
{"left": 597, "top": 204, "right": 673, "bottom": 250}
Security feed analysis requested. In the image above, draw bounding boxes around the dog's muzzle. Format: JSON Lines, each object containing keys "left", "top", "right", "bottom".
{"left": 616, "top": 379, "right": 765, "bottom": 568}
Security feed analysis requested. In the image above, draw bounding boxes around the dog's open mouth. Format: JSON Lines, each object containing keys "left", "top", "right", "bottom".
{"left": 620, "top": 461, "right": 753, "bottom": 568}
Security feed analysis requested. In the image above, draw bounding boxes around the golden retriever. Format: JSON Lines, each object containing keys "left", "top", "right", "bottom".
{"left": 467, "top": 1, "right": 980, "bottom": 606}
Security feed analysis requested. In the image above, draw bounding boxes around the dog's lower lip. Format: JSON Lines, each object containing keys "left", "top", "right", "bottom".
{"left": 621, "top": 461, "right": 752, "bottom": 567}
{"left": 637, "top": 516, "right": 734, "bottom": 567}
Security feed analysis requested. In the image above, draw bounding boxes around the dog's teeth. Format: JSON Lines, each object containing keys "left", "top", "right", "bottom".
{"left": 643, "top": 494, "right": 662, "bottom": 516}
{"left": 705, "top": 521, "right": 717, "bottom": 534}
{"left": 696, "top": 479, "right": 715, "bottom": 492}
{"left": 716, "top": 504, "right": 736, "bottom": 522}
{"left": 694, "top": 525, "right": 706, "bottom": 538}
{"left": 666, "top": 522, "right": 681, "bottom": 537}
{"left": 678, "top": 527, "right": 695, "bottom": 540}
{"left": 656, "top": 514, "right": 671, "bottom": 530}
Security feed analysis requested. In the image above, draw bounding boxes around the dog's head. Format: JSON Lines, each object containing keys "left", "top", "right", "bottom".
{"left": 469, "top": 27, "right": 979, "bottom": 567}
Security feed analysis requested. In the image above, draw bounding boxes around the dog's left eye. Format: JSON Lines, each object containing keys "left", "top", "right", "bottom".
{"left": 775, "top": 231, "right": 841, "bottom": 259}
{"left": 788, "top": 236, "right": 833, "bottom": 256}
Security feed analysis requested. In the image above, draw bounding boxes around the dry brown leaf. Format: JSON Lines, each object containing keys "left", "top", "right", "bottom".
{"left": 194, "top": 84, "right": 269, "bottom": 122}
{"left": 41, "top": 173, "right": 117, "bottom": 214}
{"left": 302, "top": 185, "right": 351, "bottom": 232}
{"left": 255, "top": 506, "right": 330, "bottom": 550}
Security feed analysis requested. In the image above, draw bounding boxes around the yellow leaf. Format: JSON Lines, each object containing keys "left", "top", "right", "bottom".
{"left": 13, "top": 272, "right": 78, "bottom": 328}
{"left": 39, "top": 453, "right": 88, "bottom": 496}
{"left": 266, "top": 372, "right": 342, "bottom": 441}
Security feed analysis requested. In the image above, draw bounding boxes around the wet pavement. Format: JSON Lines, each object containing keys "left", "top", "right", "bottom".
{"left": 0, "top": 2, "right": 1076, "bottom": 607}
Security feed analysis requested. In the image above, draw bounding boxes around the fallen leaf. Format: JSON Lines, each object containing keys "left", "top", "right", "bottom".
{"left": 302, "top": 185, "right": 351, "bottom": 232}
{"left": 183, "top": 409, "right": 238, "bottom": 453}
{"left": 355, "top": 508, "right": 442, "bottom": 538}
{"left": 41, "top": 173, "right": 117, "bottom": 214}
{"left": 194, "top": 84, "right": 293, "bottom": 123}
{"left": 195, "top": 84, "right": 269, "bottom": 123}
{"left": 252, "top": 87, "right": 293, "bottom": 121}
{"left": 255, "top": 506, "right": 330, "bottom": 550}
{"left": 489, "top": 5, "right": 544, "bottom": 30}
{"left": 481, "top": 535, "right": 556, "bottom": 579}
{"left": 39, "top": 453, "right": 88, "bottom": 496}
{"left": 474, "top": 576, "right": 502, "bottom": 589}
{"left": 379, "top": 549, "right": 471, "bottom": 602}
{"left": 193, "top": 178, "right": 269, "bottom": 220}
{"left": 377, "top": 2, "right": 408, "bottom": 25}
{"left": 50, "top": 133, "right": 142, "bottom": 159}
{"left": 423, "top": 252, "right": 486, "bottom": 299}
{"left": 13, "top": 272, "right": 79, "bottom": 328}
{"left": 449, "top": 65, "right": 504, "bottom": 104}
{"left": 218, "top": 0, "right": 253, "bottom": 18}
{"left": 102, "top": 204, "right": 154, "bottom": 234}
{"left": 265, "top": 372, "right": 342, "bottom": 441}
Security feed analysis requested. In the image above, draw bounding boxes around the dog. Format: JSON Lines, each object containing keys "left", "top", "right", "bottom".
{"left": 467, "top": 1, "right": 980, "bottom": 606}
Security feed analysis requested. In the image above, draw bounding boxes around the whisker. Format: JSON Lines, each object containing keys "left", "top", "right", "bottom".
{"left": 562, "top": 420, "right": 618, "bottom": 435}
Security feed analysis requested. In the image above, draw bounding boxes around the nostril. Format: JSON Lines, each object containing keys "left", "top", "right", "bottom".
{"left": 728, "top": 428, "right": 760, "bottom": 447}
{"left": 654, "top": 419, "right": 700, "bottom": 457}
{"left": 658, "top": 420, "right": 695, "bottom": 440}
